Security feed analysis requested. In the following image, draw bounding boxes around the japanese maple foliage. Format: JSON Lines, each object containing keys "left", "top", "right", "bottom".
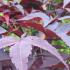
{"left": 0, "top": 0, "right": 70, "bottom": 70}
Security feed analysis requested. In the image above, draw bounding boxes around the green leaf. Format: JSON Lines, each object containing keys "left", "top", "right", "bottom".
{"left": 0, "top": 13, "right": 4, "bottom": 17}
{"left": 62, "top": 19, "right": 70, "bottom": 24}
{"left": 54, "top": 0, "right": 63, "bottom": 3}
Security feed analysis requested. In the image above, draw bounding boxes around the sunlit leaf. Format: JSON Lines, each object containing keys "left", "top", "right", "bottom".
{"left": 2, "top": 0, "right": 9, "bottom": 5}
{"left": 65, "top": 8, "right": 70, "bottom": 12}
{"left": 63, "top": 0, "right": 70, "bottom": 8}
{"left": 24, "top": 36, "right": 69, "bottom": 70}
{"left": 0, "top": 36, "right": 17, "bottom": 49}
{"left": 55, "top": 24, "right": 70, "bottom": 34}
{"left": 56, "top": 33, "right": 70, "bottom": 48}
{"left": 13, "top": 4, "right": 24, "bottom": 15}
{"left": 58, "top": 16, "right": 70, "bottom": 20}
{"left": 10, "top": 41, "right": 32, "bottom": 70}
{"left": 52, "top": 24, "right": 70, "bottom": 48}
{"left": 13, "top": 0, "right": 21, "bottom": 3}
{"left": 0, "top": 27, "right": 7, "bottom": 34}
{"left": 47, "top": 22, "right": 59, "bottom": 31}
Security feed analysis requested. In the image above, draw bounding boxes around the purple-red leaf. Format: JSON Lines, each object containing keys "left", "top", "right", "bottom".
{"left": 17, "top": 12, "right": 50, "bottom": 27}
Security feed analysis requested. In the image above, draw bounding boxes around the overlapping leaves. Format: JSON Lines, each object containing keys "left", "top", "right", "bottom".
{"left": 0, "top": 0, "right": 70, "bottom": 70}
